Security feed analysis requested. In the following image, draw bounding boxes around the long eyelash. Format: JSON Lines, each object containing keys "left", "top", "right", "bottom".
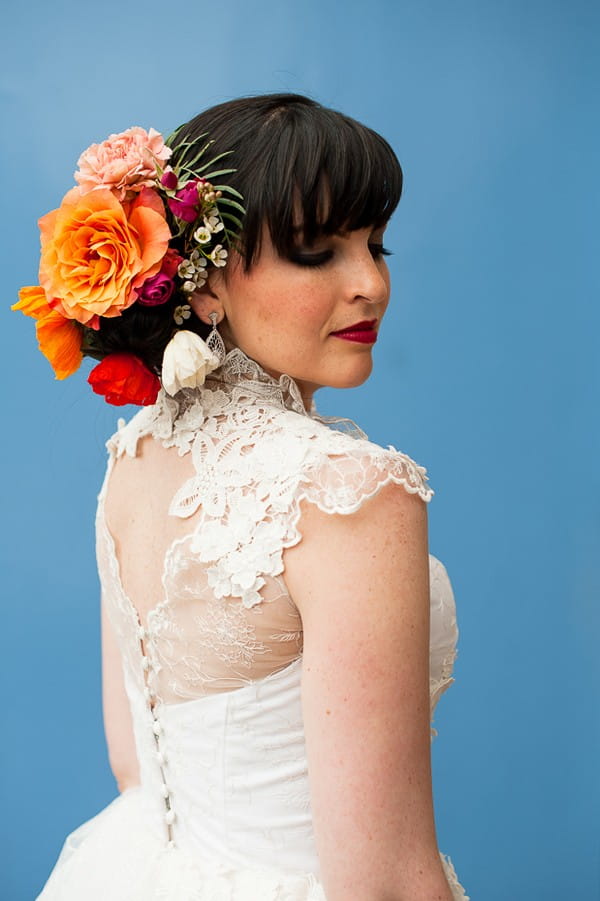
{"left": 369, "top": 243, "right": 392, "bottom": 257}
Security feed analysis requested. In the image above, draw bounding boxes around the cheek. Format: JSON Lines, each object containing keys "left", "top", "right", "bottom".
{"left": 256, "top": 281, "right": 326, "bottom": 331}
{"left": 224, "top": 260, "right": 335, "bottom": 340}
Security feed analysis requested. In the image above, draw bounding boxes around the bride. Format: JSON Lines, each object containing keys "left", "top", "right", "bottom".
{"left": 15, "top": 92, "right": 468, "bottom": 900}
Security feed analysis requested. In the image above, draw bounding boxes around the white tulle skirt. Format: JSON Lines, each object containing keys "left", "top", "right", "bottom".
{"left": 37, "top": 786, "right": 467, "bottom": 900}
{"left": 37, "top": 787, "right": 326, "bottom": 900}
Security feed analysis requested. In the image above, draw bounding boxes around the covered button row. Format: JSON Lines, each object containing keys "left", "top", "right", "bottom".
{"left": 137, "top": 625, "right": 177, "bottom": 835}
{"left": 153, "top": 717, "right": 176, "bottom": 830}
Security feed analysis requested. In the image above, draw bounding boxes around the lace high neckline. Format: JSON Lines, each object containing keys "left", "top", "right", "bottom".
{"left": 206, "top": 347, "right": 313, "bottom": 417}
{"left": 139, "top": 346, "right": 366, "bottom": 444}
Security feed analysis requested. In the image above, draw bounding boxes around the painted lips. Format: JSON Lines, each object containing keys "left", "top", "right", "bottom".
{"left": 330, "top": 320, "right": 378, "bottom": 344}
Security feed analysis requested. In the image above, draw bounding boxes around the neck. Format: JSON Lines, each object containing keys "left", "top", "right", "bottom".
{"left": 208, "top": 347, "right": 314, "bottom": 417}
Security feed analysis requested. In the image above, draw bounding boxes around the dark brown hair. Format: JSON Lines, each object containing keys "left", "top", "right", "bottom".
{"left": 92, "top": 93, "right": 403, "bottom": 372}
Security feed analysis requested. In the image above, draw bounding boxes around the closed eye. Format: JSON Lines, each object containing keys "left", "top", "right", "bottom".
{"left": 288, "top": 244, "right": 392, "bottom": 267}
{"left": 288, "top": 250, "right": 334, "bottom": 268}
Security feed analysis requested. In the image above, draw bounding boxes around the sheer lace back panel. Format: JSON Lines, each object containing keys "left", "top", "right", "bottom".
{"left": 101, "top": 435, "right": 303, "bottom": 705}
{"left": 97, "top": 348, "right": 435, "bottom": 709}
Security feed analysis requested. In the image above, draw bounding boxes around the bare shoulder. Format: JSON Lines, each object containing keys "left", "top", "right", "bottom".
{"left": 284, "top": 479, "right": 429, "bottom": 625}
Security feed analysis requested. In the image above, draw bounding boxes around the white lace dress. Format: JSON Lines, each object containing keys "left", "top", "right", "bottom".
{"left": 37, "top": 348, "right": 468, "bottom": 901}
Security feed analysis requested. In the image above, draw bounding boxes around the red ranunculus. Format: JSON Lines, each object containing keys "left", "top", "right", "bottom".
{"left": 88, "top": 353, "right": 160, "bottom": 406}
{"left": 160, "top": 248, "right": 184, "bottom": 278}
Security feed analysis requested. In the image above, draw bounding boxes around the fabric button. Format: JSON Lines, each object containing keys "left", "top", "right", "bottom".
{"left": 137, "top": 625, "right": 147, "bottom": 640}
{"left": 141, "top": 657, "right": 150, "bottom": 671}
{"left": 152, "top": 720, "right": 162, "bottom": 736}
{"left": 165, "top": 809, "right": 175, "bottom": 826}
{"left": 161, "top": 782, "right": 169, "bottom": 798}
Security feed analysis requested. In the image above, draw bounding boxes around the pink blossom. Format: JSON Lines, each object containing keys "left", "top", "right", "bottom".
{"left": 137, "top": 272, "right": 175, "bottom": 306}
{"left": 168, "top": 181, "right": 201, "bottom": 222}
{"left": 75, "top": 127, "right": 172, "bottom": 200}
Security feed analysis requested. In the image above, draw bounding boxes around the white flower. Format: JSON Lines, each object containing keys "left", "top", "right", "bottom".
{"left": 178, "top": 254, "right": 209, "bottom": 293}
{"left": 209, "top": 244, "right": 228, "bottom": 267}
{"left": 204, "top": 214, "right": 224, "bottom": 233}
{"left": 190, "top": 250, "right": 208, "bottom": 267}
{"left": 181, "top": 267, "right": 207, "bottom": 294}
{"left": 194, "top": 225, "right": 212, "bottom": 244}
{"left": 173, "top": 304, "right": 191, "bottom": 325}
{"left": 177, "top": 259, "right": 196, "bottom": 279}
{"left": 161, "top": 330, "right": 221, "bottom": 396}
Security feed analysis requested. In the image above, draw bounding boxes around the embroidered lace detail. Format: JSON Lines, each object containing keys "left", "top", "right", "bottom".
{"left": 100, "top": 347, "right": 440, "bottom": 706}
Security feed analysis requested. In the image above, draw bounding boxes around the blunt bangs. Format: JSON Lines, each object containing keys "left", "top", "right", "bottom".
{"left": 171, "top": 94, "right": 403, "bottom": 268}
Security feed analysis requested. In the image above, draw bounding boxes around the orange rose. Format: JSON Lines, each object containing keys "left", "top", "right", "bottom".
{"left": 38, "top": 185, "right": 171, "bottom": 325}
{"left": 12, "top": 286, "right": 83, "bottom": 379}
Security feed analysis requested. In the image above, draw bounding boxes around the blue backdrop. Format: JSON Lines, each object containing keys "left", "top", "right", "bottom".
{"left": 2, "top": 1, "right": 598, "bottom": 898}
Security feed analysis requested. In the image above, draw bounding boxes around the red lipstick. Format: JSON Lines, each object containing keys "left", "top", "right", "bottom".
{"left": 330, "top": 319, "right": 378, "bottom": 344}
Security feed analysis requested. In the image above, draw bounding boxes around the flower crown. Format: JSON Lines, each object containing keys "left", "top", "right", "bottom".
{"left": 12, "top": 125, "right": 245, "bottom": 405}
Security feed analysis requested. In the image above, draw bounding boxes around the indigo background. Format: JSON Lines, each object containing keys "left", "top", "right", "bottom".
{"left": 2, "top": 1, "right": 598, "bottom": 898}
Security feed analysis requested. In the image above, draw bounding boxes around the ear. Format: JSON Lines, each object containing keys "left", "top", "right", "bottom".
{"left": 188, "top": 278, "right": 225, "bottom": 326}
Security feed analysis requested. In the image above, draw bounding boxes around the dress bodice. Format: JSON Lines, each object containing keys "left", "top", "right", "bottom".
{"left": 91, "top": 347, "right": 464, "bottom": 897}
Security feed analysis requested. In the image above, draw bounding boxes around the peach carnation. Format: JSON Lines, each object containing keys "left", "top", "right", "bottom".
{"left": 75, "top": 127, "right": 172, "bottom": 200}
{"left": 38, "top": 186, "right": 171, "bottom": 325}
{"left": 12, "top": 286, "right": 83, "bottom": 379}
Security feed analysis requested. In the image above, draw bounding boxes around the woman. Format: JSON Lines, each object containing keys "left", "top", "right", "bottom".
{"left": 15, "top": 93, "right": 468, "bottom": 900}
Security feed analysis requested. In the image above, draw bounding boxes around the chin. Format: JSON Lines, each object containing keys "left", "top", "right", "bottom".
{"left": 328, "top": 358, "right": 374, "bottom": 389}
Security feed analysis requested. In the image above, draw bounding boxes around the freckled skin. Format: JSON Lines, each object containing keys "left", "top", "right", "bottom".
{"left": 192, "top": 227, "right": 390, "bottom": 408}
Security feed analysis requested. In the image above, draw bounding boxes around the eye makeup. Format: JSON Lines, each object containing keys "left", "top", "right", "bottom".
{"left": 288, "top": 243, "right": 391, "bottom": 268}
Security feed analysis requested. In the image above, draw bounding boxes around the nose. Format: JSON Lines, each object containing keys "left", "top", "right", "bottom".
{"left": 346, "top": 246, "right": 390, "bottom": 306}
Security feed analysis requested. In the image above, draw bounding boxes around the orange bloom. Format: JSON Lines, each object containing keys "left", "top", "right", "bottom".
{"left": 38, "top": 185, "right": 171, "bottom": 325}
{"left": 12, "top": 285, "right": 50, "bottom": 319}
{"left": 12, "top": 286, "right": 83, "bottom": 379}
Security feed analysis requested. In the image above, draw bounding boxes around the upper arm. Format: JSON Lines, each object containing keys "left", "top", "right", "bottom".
{"left": 283, "top": 482, "right": 451, "bottom": 901}
{"left": 101, "top": 595, "right": 140, "bottom": 793}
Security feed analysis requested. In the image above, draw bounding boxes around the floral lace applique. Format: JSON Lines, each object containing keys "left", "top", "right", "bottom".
{"left": 102, "top": 347, "right": 438, "bottom": 703}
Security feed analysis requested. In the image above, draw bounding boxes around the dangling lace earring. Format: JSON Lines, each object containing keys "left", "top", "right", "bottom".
{"left": 206, "top": 311, "right": 226, "bottom": 367}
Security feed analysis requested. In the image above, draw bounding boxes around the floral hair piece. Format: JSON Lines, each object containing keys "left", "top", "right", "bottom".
{"left": 12, "top": 125, "right": 245, "bottom": 406}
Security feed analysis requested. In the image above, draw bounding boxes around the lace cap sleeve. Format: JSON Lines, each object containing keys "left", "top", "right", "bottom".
{"left": 296, "top": 432, "right": 434, "bottom": 516}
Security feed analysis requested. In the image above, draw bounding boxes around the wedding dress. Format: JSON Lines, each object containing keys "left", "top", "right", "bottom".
{"left": 37, "top": 348, "right": 468, "bottom": 900}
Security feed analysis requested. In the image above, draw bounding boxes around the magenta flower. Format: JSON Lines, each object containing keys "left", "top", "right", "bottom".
{"left": 161, "top": 169, "right": 178, "bottom": 191}
{"left": 168, "top": 181, "right": 201, "bottom": 222}
{"left": 137, "top": 272, "right": 175, "bottom": 306}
